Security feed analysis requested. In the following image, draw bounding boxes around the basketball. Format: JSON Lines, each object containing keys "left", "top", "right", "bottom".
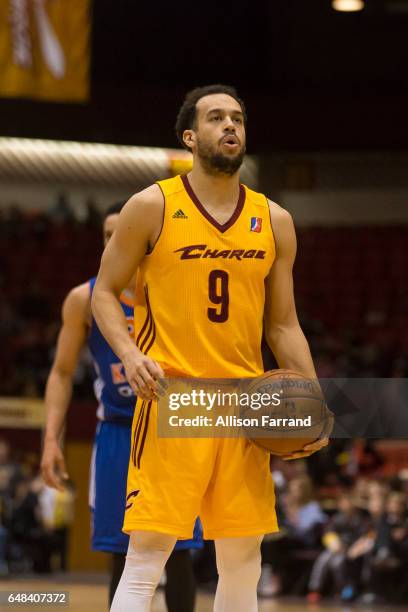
{"left": 242, "top": 369, "right": 332, "bottom": 456}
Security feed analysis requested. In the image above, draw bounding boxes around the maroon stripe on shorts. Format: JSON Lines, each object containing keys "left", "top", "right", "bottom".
{"left": 137, "top": 401, "right": 152, "bottom": 469}
{"left": 131, "top": 403, "right": 143, "bottom": 464}
{"left": 132, "top": 401, "right": 145, "bottom": 466}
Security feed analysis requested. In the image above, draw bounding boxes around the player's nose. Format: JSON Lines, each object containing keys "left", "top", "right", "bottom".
{"left": 223, "top": 117, "right": 236, "bottom": 132}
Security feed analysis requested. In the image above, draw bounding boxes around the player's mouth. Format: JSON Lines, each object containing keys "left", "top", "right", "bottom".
{"left": 220, "top": 135, "right": 240, "bottom": 150}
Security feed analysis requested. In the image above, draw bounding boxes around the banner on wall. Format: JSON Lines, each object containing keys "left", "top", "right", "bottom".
{"left": 0, "top": 397, "right": 45, "bottom": 429}
{"left": 0, "top": 0, "right": 91, "bottom": 102}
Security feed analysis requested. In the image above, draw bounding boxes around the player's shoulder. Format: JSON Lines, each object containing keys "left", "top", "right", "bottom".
{"left": 62, "top": 282, "right": 91, "bottom": 324}
{"left": 120, "top": 183, "right": 164, "bottom": 223}
{"left": 267, "top": 198, "right": 293, "bottom": 223}
{"left": 127, "top": 183, "right": 164, "bottom": 208}
{"left": 265, "top": 200, "right": 296, "bottom": 256}
{"left": 243, "top": 186, "right": 292, "bottom": 228}
{"left": 242, "top": 184, "right": 270, "bottom": 210}
{"left": 267, "top": 198, "right": 295, "bottom": 234}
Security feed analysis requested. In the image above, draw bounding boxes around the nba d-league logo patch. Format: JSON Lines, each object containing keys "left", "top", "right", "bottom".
{"left": 250, "top": 217, "right": 262, "bottom": 233}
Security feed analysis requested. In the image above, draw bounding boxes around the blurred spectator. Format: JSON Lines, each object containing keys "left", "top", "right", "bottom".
{"left": 30, "top": 212, "right": 50, "bottom": 242}
{"left": 49, "top": 193, "right": 74, "bottom": 224}
{"left": 0, "top": 439, "right": 22, "bottom": 501}
{"left": 6, "top": 477, "right": 51, "bottom": 573}
{"left": 84, "top": 197, "right": 101, "bottom": 229}
{"left": 307, "top": 492, "right": 367, "bottom": 603}
{"left": 340, "top": 490, "right": 387, "bottom": 602}
{"left": 259, "top": 475, "right": 326, "bottom": 597}
{"left": 4, "top": 476, "right": 73, "bottom": 574}
{"left": 2, "top": 204, "right": 24, "bottom": 239}
{"left": 284, "top": 475, "right": 327, "bottom": 546}
{"left": 358, "top": 492, "right": 408, "bottom": 604}
{"left": 352, "top": 440, "right": 384, "bottom": 478}
{"left": 38, "top": 480, "right": 75, "bottom": 571}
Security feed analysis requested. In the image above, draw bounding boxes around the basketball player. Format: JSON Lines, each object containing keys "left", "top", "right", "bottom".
{"left": 91, "top": 85, "right": 329, "bottom": 612}
{"left": 40, "top": 203, "right": 201, "bottom": 610}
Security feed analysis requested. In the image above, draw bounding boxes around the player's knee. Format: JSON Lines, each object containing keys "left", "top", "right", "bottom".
{"left": 127, "top": 530, "right": 176, "bottom": 558}
{"left": 215, "top": 536, "right": 262, "bottom": 581}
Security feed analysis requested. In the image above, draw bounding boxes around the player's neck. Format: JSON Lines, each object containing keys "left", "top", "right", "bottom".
{"left": 187, "top": 165, "right": 241, "bottom": 207}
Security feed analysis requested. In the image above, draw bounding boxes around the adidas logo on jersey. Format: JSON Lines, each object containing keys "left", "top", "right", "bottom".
{"left": 172, "top": 209, "right": 188, "bottom": 219}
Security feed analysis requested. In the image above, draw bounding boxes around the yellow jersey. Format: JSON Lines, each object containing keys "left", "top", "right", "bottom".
{"left": 134, "top": 174, "right": 276, "bottom": 378}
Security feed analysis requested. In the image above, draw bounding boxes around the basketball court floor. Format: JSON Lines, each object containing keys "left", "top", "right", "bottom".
{"left": 4, "top": 575, "right": 406, "bottom": 611}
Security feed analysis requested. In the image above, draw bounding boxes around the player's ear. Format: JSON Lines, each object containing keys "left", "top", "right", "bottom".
{"left": 183, "top": 130, "right": 195, "bottom": 150}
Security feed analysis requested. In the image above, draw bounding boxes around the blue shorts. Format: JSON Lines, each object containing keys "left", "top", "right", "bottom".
{"left": 89, "top": 420, "right": 203, "bottom": 554}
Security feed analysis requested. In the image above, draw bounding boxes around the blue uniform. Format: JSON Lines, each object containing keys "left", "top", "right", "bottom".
{"left": 88, "top": 277, "right": 202, "bottom": 553}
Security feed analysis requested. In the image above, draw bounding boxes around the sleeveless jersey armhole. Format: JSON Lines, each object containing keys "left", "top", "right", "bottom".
{"left": 265, "top": 196, "right": 277, "bottom": 258}
{"left": 147, "top": 183, "right": 166, "bottom": 255}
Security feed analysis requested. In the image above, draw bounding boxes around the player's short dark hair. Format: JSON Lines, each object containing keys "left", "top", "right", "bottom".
{"left": 103, "top": 201, "right": 126, "bottom": 219}
{"left": 175, "top": 84, "right": 247, "bottom": 150}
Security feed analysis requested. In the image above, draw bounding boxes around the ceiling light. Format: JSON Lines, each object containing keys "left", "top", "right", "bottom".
{"left": 332, "top": 0, "right": 365, "bottom": 11}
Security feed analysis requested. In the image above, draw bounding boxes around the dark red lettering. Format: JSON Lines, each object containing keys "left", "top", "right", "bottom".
{"left": 208, "top": 270, "right": 229, "bottom": 323}
{"left": 174, "top": 244, "right": 206, "bottom": 259}
{"left": 215, "top": 250, "right": 230, "bottom": 258}
{"left": 203, "top": 249, "right": 219, "bottom": 258}
{"left": 255, "top": 251, "right": 266, "bottom": 259}
{"left": 243, "top": 250, "right": 256, "bottom": 258}
{"left": 229, "top": 250, "right": 244, "bottom": 260}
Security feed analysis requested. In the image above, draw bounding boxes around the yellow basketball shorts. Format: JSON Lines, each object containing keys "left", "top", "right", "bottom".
{"left": 123, "top": 398, "right": 278, "bottom": 540}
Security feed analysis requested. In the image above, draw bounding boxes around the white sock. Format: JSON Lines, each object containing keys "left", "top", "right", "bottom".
{"left": 110, "top": 530, "right": 176, "bottom": 612}
{"left": 214, "top": 535, "right": 263, "bottom": 612}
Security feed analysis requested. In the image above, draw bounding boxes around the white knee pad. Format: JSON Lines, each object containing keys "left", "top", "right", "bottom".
{"left": 110, "top": 531, "right": 177, "bottom": 612}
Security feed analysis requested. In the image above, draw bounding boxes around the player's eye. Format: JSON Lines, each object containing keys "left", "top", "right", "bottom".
{"left": 234, "top": 117, "right": 242, "bottom": 124}
{"left": 210, "top": 115, "right": 221, "bottom": 121}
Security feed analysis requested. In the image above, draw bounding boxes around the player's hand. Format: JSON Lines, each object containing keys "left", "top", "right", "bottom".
{"left": 282, "top": 405, "right": 334, "bottom": 461}
{"left": 122, "top": 349, "right": 165, "bottom": 400}
{"left": 282, "top": 437, "right": 329, "bottom": 461}
{"left": 41, "top": 439, "right": 69, "bottom": 491}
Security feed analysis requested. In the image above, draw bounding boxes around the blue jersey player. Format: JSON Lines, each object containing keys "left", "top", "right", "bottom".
{"left": 41, "top": 203, "right": 202, "bottom": 609}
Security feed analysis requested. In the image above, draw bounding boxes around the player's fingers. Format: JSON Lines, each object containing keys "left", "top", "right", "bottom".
{"left": 154, "top": 375, "right": 169, "bottom": 398}
{"left": 282, "top": 451, "right": 313, "bottom": 461}
{"left": 41, "top": 463, "right": 64, "bottom": 491}
{"left": 134, "top": 372, "right": 156, "bottom": 399}
{"left": 127, "top": 377, "right": 140, "bottom": 397}
{"left": 145, "top": 359, "right": 165, "bottom": 380}
{"left": 138, "top": 365, "right": 158, "bottom": 392}
{"left": 127, "top": 369, "right": 151, "bottom": 397}
{"left": 303, "top": 437, "right": 329, "bottom": 452}
{"left": 56, "top": 455, "right": 69, "bottom": 480}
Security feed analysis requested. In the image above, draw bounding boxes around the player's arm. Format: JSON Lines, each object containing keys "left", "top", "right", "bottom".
{"left": 91, "top": 185, "right": 164, "bottom": 400}
{"left": 264, "top": 202, "right": 329, "bottom": 459}
{"left": 264, "top": 203, "right": 316, "bottom": 377}
{"left": 41, "top": 283, "right": 90, "bottom": 490}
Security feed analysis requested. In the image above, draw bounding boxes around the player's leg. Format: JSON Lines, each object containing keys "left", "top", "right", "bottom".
{"left": 165, "top": 549, "right": 196, "bottom": 612}
{"left": 109, "top": 553, "right": 126, "bottom": 606}
{"left": 214, "top": 535, "right": 263, "bottom": 612}
{"left": 120, "top": 400, "right": 210, "bottom": 610}
{"left": 164, "top": 517, "right": 202, "bottom": 612}
{"left": 90, "top": 421, "right": 132, "bottom": 605}
{"left": 111, "top": 530, "right": 177, "bottom": 611}
{"left": 201, "top": 439, "right": 277, "bottom": 611}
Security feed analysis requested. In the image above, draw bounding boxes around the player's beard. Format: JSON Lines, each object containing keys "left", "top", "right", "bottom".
{"left": 196, "top": 137, "right": 246, "bottom": 177}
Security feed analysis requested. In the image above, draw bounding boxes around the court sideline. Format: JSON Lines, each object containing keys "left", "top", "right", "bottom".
{"left": 3, "top": 576, "right": 406, "bottom": 611}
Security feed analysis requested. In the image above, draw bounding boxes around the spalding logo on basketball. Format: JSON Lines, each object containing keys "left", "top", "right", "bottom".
{"left": 242, "top": 369, "right": 333, "bottom": 456}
